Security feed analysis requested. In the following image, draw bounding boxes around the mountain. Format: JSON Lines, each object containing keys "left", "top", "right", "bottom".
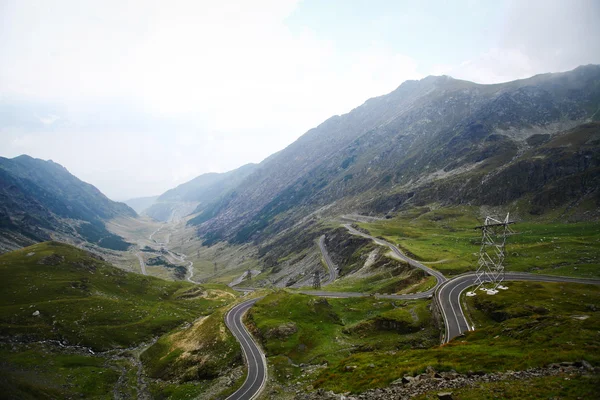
{"left": 0, "top": 155, "right": 136, "bottom": 253}
{"left": 145, "top": 163, "right": 257, "bottom": 222}
{"left": 124, "top": 195, "right": 159, "bottom": 214}
{"left": 190, "top": 65, "right": 600, "bottom": 247}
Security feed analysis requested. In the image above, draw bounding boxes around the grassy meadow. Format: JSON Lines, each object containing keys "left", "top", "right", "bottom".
{"left": 357, "top": 206, "right": 600, "bottom": 279}
{"left": 311, "top": 281, "right": 599, "bottom": 393}
{"left": 246, "top": 290, "right": 438, "bottom": 392}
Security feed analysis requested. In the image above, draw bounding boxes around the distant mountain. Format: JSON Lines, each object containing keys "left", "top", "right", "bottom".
{"left": 124, "top": 195, "right": 159, "bottom": 214}
{"left": 0, "top": 155, "right": 136, "bottom": 253}
{"left": 190, "top": 65, "right": 600, "bottom": 247}
{"left": 145, "top": 163, "right": 257, "bottom": 222}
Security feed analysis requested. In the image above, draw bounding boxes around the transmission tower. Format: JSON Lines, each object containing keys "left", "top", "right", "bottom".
{"left": 468, "top": 213, "right": 515, "bottom": 296}
{"left": 312, "top": 269, "right": 321, "bottom": 289}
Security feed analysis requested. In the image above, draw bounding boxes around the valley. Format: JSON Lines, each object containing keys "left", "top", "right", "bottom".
{"left": 1, "top": 65, "right": 600, "bottom": 399}
{"left": 101, "top": 207, "right": 600, "bottom": 399}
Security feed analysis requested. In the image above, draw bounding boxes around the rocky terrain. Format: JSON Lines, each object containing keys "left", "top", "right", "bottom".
{"left": 295, "top": 362, "right": 597, "bottom": 400}
{"left": 188, "top": 65, "right": 600, "bottom": 253}
{"left": 0, "top": 155, "right": 136, "bottom": 253}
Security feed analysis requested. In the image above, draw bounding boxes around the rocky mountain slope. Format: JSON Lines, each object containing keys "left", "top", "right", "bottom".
{"left": 0, "top": 155, "right": 136, "bottom": 253}
{"left": 145, "top": 163, "right": 257, "bottom": 222}
{"left": 190, "top": 65, "right": 600, "bottom": 248}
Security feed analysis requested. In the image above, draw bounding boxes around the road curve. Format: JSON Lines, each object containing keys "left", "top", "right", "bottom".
{"left": 438, "top": 272, "right": 600, "bottom": 343}
{"left": 226, "top": 219, "right": 600, "bottom": 399}
{"left": 343, "top": 224, "right": 447, "bottom": 290}
{"left": 225, "top": 297, "right": 267, "bottom": 400}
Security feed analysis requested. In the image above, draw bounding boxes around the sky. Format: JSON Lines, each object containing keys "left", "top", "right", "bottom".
{"left": 1, "top": 0, "right": 599, "bottom": 200}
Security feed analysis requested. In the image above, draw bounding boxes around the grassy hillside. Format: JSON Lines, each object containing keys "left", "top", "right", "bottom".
{"left": 313, "top": 281, "right": 600, "bottom": 394}
{"left": 0, "top": 242, "right": 237, "bottom": 398}
{"left": 358, "top": 206, "right": 600, "bottom": 279}
{"left": 140, "top": 306, "right": 244, "bottom": 399}
{"left": 246, "top": 290, "right": 438, "bottom": 394}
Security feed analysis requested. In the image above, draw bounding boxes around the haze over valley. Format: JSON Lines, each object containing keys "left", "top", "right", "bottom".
{"left": 1, "top": 1, "right": 600, "bottom": 399}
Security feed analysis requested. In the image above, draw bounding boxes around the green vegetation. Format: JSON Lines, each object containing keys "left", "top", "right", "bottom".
{"left": 145, "top": 255, "right": 187, "bottom": 280}
{"left": 142, "top": 307, "right": 240, "bottom": 380}
{"left": 324, "top": 268, "right": 429, "bottom": 294}
{"left": 0, "top": 242, "right": 233, "bottom": 350}
{"left": 0, "top": 242, "right": 238, "bottom": 398}
{"left": 416, "top": 373, "right": 600, "bottom": 400}
{"left": 0, "top": 343, "right": 137, "bottom": 400}
{"left": 76, "top": 219, "right": 132, "bottom": 251}
{"left": 247, "top": 291, "right": 437, "bottom": 385}
{"left": 359, "top": 206, "right": 600, "bottom": 278}
{"left": 313, "top": 281, "right": 600, "bottom": 393}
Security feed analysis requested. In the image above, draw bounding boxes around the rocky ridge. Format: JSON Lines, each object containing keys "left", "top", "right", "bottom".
{"left": 190, "top": 65, "right": 600, "bottom": 251}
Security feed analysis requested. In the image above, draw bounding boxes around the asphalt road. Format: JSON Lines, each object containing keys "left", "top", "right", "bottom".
{"left": 225, "top": 297, "right": 267, "bottom": 400}
{"left": 438, "top": 272, "right": 600, "bottom": 343}
{"left": 135, "top": 252, "right": 147, "bottom": 275}
{"left": 343, "top": 223, "right": 447, "bottom": 289}
{"left": 317, "top": 235, "right": 337, "bottom": 285}
{"left": 225, "top": 220, "right": 600, "bottom": 400}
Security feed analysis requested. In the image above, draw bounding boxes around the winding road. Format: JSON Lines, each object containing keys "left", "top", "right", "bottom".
{"left": 438, "top": 272, "right": 600, "bottom": 343}
{"left": 139, "top": 223, "right": 196, "bottom": 283}
{"left": 343, "top": 223, "right": 447, "bottom": 288}
{"left": 224, "top": 298, "right": 267, "bottom": 400}
{"left": 223, "top": 220, "right": 600, "bottom": 400}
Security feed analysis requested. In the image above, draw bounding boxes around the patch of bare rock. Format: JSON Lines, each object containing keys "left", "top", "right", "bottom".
{"left": 294, "top": 362, "right": 595, "bottom": 400}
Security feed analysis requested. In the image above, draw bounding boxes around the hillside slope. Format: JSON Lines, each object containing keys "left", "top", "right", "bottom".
{"left": 146, "top": 163, "right": 257, "bottom": 222}
{"left": 190, "top": 65, "right": 600, "bottom": 247}
{"left": 0, "top": 241, "right": 237, "bottom": 399}
{"left": 0, "top": 155, "right": 136, "bottom": 253}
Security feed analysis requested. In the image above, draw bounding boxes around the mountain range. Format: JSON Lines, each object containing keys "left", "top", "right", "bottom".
{"left": 183, "top": 65, "right": 599, "bottom": 252}
{"left": 135, "top": 163, "right": 257, "bottom": 222}
{"left": 0, "top": 155, "right": 136, "bottom": 253}
{"left": 1, "top": 65, "right": 599, "bottom": 258}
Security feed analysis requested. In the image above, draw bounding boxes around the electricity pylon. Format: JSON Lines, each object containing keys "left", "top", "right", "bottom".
{"left": 312, "top": 269, "right": 321, "bottom": 289}
{"left": 468, "top": 213, "right": 515, "bottom": 296}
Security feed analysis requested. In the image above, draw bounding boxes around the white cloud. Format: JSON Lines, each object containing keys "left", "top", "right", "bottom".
{"left": 433, "top": 48, "right": 536, "bottom": 84}
{"left": 1, "top": 0, "right": 598, "bottom": 198}
{"left": 431, "top": 0, "right": 600, "bottom": 83}
{"left": 1, "top": 0, "right": 424, "bottom": 198}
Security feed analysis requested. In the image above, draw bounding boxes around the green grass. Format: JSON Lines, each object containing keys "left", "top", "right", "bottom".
{"left": 0, "top": 343, "right": 137, "bottom": 399}
{"left": 416, "top": 373, "right": 600, "bottom": 399}
{"left": 246, "top": 291, "right": 438, "bottom": 384}
{"left": 141, "top": 307, "right": 241, "bottom": 382}
{"left": 0, "top": 241, "right": 238, "bottom": 398}
{"left": 0, "top": 242, "right": 235, "bottom": 351}
{"left": 358, "top": 206, "right": 600, "bottom": 278}
{"left": 148, "top": 381, "right": 205, "bottom": 400}
{"left": 312, "top": 281, "right": 600, "bottom": 393}
{"left": 324, "top": 270, "right": 429, "bottom": 294}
